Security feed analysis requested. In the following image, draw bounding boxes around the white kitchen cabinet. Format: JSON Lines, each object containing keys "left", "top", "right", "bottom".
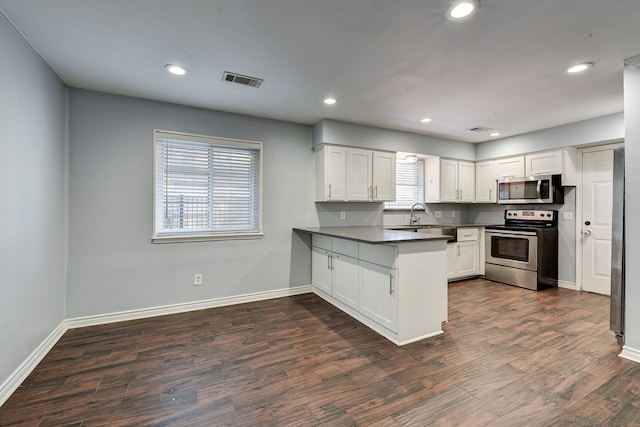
{"left": 425, "top": 158, "right": 475, "bottom": 203}
{"left": 495, "top": 156, "right": 525, "bottom": 179}
{"left": 372, "top": 150, "right": 396, "bottom": 201}
{"left": 316, "top": 144, "right": 395, "bottom": 202}
{"left": 360, "top": 260, "right": 398, "bottom": 333}
{"left": 315, "top": 145, "right": 347, "bottom": 201}
{"left": 475, "top": 160, "right": 497, "bottom": 203}
{"left": 332, "top": 253, "right": 360, "bottom": 310}
{"left": 447, "top": 228, "right": 481, "bottom": 280}
{"left": 311, "top": 246, "right": 333, "bottom": 295}
{"left": 525, "top": 148, "right": 578, "bottom": 185}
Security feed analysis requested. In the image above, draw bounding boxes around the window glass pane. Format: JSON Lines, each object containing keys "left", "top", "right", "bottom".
{"left": 154, "top": 131, "right": 261, "bottom": 239}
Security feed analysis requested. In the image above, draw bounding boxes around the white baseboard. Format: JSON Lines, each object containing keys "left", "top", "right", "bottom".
{"left": 619, "top": 345, "right": 640, "bottom": 363}
{"left": 0, "top": 321, "right": 68, "bottom": 407}
{"left": 557, "top": 280, "right": 577, "bottom": 290}
{"left": 66, "top": 285, "right": 313, "bottom": 329}
{"left": 0, "top": 285, "right": 312, "bottom": 407}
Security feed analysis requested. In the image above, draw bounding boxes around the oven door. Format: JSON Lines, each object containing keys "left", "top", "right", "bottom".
{"left": 485, "top": 230, "right": 537, "bottom": 271}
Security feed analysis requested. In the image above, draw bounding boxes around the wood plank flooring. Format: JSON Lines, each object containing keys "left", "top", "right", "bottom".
{"left": 2, "top": 278, "right": 640, "bottom": 426}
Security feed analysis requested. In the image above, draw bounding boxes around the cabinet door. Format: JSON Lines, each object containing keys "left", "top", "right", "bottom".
{"left": 525, "top": 150, "right": 563, "bottom": 176}
{"left": 446, "top": 244, "right": 456, "bottom": 279}
{"left": 372, "top": 151, "right": 396, "bottom": 201}
{"left": 312, "top": 247, "right": 333, "bottom": 295}
{"left": 360, "top": 260, "right": 398, "bottom": 333}
{"left": 457, "top": 161, "right": 475, "bottom": 202}
{"left": 456, "top": 241, "right": 479, "bottom": 276}
{"left": 495, "top": 156, "right": 525, "bottom": 179}
{"left": 439, "top": 159, "right": 459, "bottom": 202}
{"left": 347, "top": 148, "right": 373, "bottom": 201}
{"left": 333, "top": 254, "right": 360, "bottom": 310}
{"left": 475, "top": 160, "right": 496, "bottom": 203}
{"left": 326, "top": 146, "right": 347, "bottom": 201}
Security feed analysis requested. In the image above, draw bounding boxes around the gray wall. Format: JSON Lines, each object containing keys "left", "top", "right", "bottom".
{"left": 67, "top": 90, "right": 315, "bottom": 317}
{"left": 0, "top": 15, "right": 67, "bottom": 384}
{"left": 624, "top": 65, "right": 640, "bottom": 353}
{"left": 314, "top": 119, "right": 476, "bottom": 160}
{"left": 476, "top": 113, "right": 624, "bottom": 160}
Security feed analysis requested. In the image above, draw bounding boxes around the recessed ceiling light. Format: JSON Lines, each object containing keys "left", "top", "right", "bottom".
{"left": 164, "top": 64, "right": 188, "bottom": 76}
{"left": 446, "top": 1, "right": 479, "bottom": 21}
{"left": 420, "top": 117, "right": 433, "bottom": 123}
{"left": 324, "top": 97, "right": 337, "bottom": 105}
{"left": 490, "top": 132, "right": 501, "bottom": 137}
{"left": 566, "top": 62, "right": 593, "bottom": 74}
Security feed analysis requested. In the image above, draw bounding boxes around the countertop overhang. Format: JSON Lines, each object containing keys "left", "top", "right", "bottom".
{"left": 293, "top": 226, "right": 450, "bottom": 244}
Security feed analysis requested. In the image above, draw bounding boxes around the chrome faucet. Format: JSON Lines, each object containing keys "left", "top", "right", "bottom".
{"left": 409, "top": 203, "right": 427, "bottom": 225}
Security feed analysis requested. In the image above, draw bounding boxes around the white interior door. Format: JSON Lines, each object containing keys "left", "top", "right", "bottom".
{"left": 581, "top": 150, "right": 613, "bottom": 295}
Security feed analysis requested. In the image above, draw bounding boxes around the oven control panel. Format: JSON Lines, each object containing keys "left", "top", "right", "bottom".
{"left": 505, "top": 209, "right": 556, "bottom": 220}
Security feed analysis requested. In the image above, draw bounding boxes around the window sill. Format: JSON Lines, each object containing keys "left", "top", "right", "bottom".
{"left": 152, "top": 232, "right": 264, "bottom": 244}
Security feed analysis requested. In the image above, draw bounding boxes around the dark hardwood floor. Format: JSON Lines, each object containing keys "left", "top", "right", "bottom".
{"left": 2, "top": 278, "right": 640, "bottom": 426}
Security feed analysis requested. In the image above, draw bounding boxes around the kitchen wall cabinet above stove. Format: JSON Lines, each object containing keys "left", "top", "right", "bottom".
{"left": 495, "top": 156, "right": 525, "bottom": 179}
{"left": 524, "top": 148, "right": 578, "bottom": 186}
{"left": 315, "top": 144, "right": 396, "bottom": 202}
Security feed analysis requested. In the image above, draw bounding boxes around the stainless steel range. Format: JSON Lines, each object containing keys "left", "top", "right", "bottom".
{"left": 485, "top": 209, "right": 558, "bottom": 291}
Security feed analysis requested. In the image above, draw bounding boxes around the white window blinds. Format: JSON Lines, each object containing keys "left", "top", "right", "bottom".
{"left": 385, "top": 159, "right": 424, "bottom": 209}
{"left": 153, "top": 130, "right": 262, "bottom": 241}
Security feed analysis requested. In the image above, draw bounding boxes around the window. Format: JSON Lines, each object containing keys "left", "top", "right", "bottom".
{"left": 384, "top": 158, "right": 424, "bottom": 209}
{"left": 153, "top": 130, "right": 262, "bottom": 242}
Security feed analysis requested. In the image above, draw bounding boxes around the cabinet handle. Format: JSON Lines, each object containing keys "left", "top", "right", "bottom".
{"left": 327, "top": 254, "right": 331, "bottom": 270}
{"left": 374, "top": 186, "right": 378, "bottom": 199}
{"left": 489, "top": 188, "right": 492, "bottom": 199}
{"left": 389, "top": 273, "right": 394, "bottom": 295}
{"left": 457, "top": 246, "right": 461, "bottom": 256}
{"left": 459, "top": 189, "right": 462, "bottom": 200}
{"left": 329, "top": 184, "right": 332, "bottom": 200}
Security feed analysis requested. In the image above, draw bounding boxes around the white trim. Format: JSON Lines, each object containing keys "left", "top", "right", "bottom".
{"left": 0, "top": 285, "right": 312, "bottom": 406}
{"left": 66, "top": 285, "right": 312, "bottom": 329}
{"left": 619, "top": 346, "right": 640, "bottom": 363}
{"left": 0, "top": 321, "right": 68, "bottom": 407}
{"left": 557, "top": 280, "right": 577, "bottom": 290}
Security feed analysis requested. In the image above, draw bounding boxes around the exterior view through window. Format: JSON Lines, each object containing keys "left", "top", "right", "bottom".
{"left": 385, "top": 158, "right": 425, "bottom": 209}
{"left": 153, "top": 130, "right": 262, "bottom": 242}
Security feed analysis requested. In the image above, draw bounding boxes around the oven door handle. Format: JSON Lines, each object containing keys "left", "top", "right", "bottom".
{"left": 486, "top": 230, "right": 537, "bottom": 236}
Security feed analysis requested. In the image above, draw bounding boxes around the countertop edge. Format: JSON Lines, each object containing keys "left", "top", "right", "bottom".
{"left": 293, "top": 226, "right": 451, "bottom": 244}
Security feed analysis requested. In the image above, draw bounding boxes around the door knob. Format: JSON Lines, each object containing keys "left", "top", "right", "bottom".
{"left": 583, "top": 230, "right": 592, "bottom": 236}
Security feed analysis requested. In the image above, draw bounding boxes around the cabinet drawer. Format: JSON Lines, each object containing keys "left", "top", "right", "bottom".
{"left": 332, "top": 238, "right": 359, "bottom": 258}
{"left": 312, "top": 234, "right": 332, "bottom": 251}
{"left": 358, "top": 242, "right": 397, "bottom": 268}
{"left": 457, "top": 228, "right": 479, "bottom": 242}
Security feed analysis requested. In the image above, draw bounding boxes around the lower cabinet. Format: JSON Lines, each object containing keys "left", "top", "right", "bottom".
{"left": 359, "top": 260, "right": 398, "bottom": 333}
{"left": 447, "top": 228, "right": 482, "bottom": 280}
{"left": 310, "top": 234, "right": 447, "bottom": 345}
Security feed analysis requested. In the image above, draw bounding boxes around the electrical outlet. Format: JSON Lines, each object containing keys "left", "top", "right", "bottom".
{"left": 194, "top": 273, "right": 203, "bottom": 286}
{"left": 451, "top": 211, "right": 456, "bottom": 218}
{"left": 434, "top": 211, "right": 443, "bottom": 218}
{"left": 340, "top": 211, "right": 346, "bottom": 220}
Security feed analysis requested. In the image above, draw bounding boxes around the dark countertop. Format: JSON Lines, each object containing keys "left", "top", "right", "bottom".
{"left": 293, "top": 226, "right": 450, "bottom": 244}
{"left": 386, "top": 224, "right": 494, "bottom": 231}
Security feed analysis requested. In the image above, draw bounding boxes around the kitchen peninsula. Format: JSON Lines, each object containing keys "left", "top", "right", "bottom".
{"left": 294, "top": 226, "right": 449, "bottom": 345}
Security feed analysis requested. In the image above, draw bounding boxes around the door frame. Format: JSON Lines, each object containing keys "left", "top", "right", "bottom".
{"left": 575, "top": 141, "right": 624, "bottom": 291}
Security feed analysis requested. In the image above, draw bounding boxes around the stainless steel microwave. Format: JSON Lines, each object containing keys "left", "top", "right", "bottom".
{"left": 497, "top": 174, "right": 563, "bottom": 204}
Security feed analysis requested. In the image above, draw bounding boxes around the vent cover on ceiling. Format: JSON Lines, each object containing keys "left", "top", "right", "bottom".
{"left": 467, "top": 126, "right": 492, "bottom": 133}
{"left": 624, "top": 55, "right": 640, "bottom": 69}
{"left": 222, "top": 71, "right": 263, "bottom": 88}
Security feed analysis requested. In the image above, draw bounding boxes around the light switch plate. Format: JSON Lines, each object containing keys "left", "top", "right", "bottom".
{"left": 562, "top": 212, "right": 574, "bottom": 221}
{"left": 434, "top": 211, "right": 443, "bottom": 218}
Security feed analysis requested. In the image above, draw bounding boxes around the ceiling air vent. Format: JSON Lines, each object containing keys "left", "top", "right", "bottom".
{"left": 624, "top": 55, "right": 640, "bottom": 69}
{"left": 467, "top": 126, "right": 492, "bottom": 133}
{"left": 222, "top": 71, "right": 263, "bottom": 88}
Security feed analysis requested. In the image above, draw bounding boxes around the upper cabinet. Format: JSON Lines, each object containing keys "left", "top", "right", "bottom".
{"left": 525, "top": 148, "right": 578, "bottom": 186}
{"left": 425, "top": 158, "right": 475, "bottom": 203}
{"left": 495, "top": 156, "right": 525, "bottom": 179}
{"left": 475, "top": 160, "right": 496, "bottom": 203}
{"left": 315, "top": 144, "right": 395, "bottom": 202}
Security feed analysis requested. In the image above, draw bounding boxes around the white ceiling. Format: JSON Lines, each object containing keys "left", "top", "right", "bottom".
{"left": 1, "top": 0, "right": 640, "bottom": 143}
